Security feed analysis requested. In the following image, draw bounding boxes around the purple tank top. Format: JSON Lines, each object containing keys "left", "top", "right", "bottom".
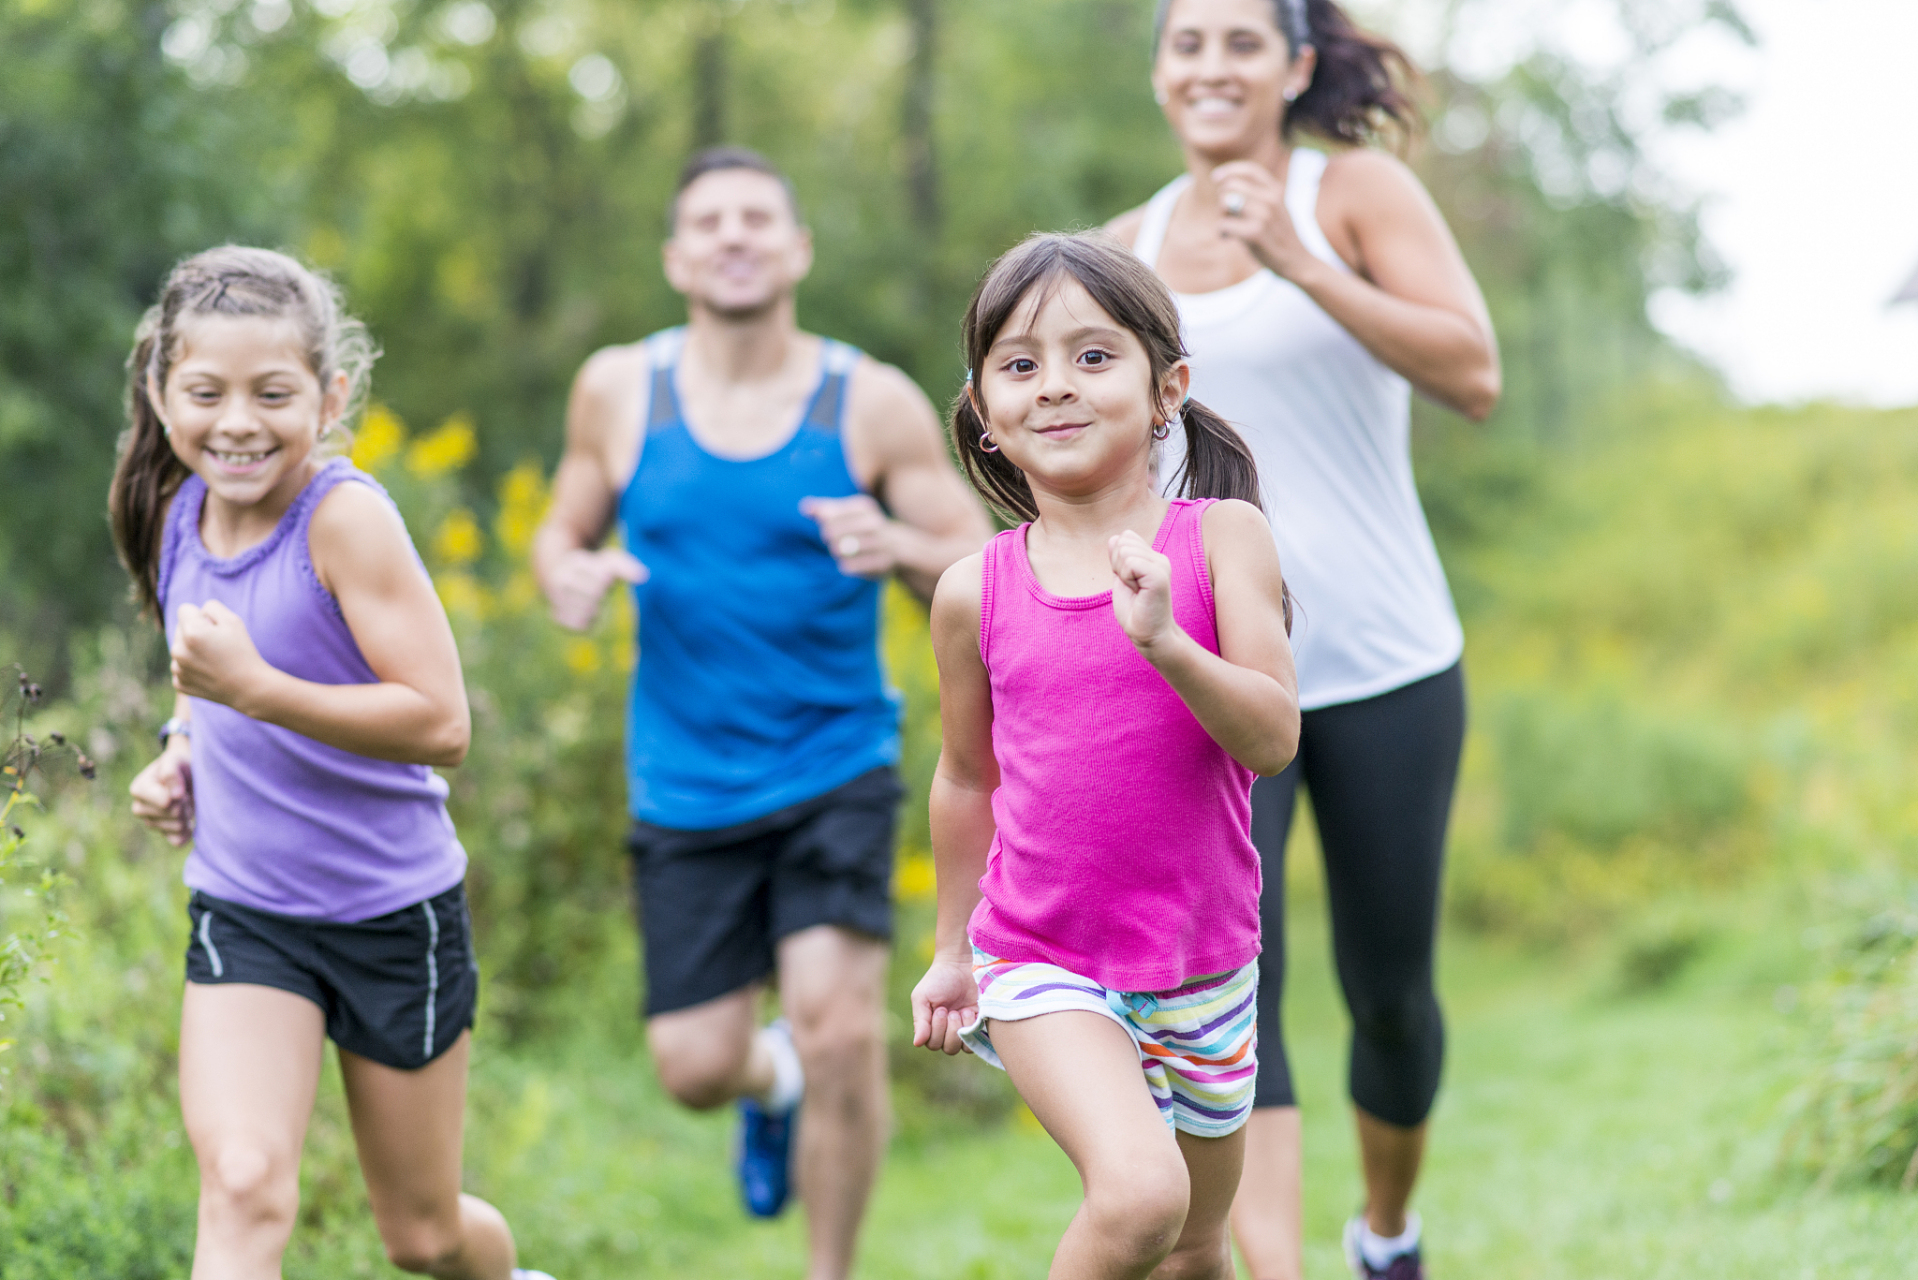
{"left": 157, "top": 458, "right": 466, "bottom": 922}
{"left": 966, "top": 499, "right": 1261, "bottom": 992}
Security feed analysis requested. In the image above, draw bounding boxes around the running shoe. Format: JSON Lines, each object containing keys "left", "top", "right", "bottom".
{"left": 512, "top": 1270, "right": 557, "bottom": 1280}
{"left": 1343, "top": 1215, "right": 1427, "bottom": 1280}
{"left": 736, "top": 1094, "right": 798, "bottom": 1217}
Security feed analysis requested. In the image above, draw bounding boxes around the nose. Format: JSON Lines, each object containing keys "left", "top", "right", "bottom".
{"left": 1035, "top": 366, "right": 1077, "bottom": 406}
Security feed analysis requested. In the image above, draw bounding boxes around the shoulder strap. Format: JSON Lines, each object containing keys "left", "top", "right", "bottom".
{"left": 643, "top": 328, "right": 687, "bottom": 435}
{"left": 977, "top": 526, "right": 1018, "bottom": 673}
{"left": 155, "top": 474, "right": 205, "bottom": 621}
{"left": 1172, "top": 499, "right": 1219, "bottom": 644}
{"left": 1130, "top": 176, "right": 1191, "bottom": 270}
{"left": 801, "top": 339, "right": 862, "bottom": 435}
{"left": 1283, "top": 149, "right": 1348, "bottom": 275}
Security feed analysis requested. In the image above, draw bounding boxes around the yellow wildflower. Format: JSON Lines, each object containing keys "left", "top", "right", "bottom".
{"left": 564, "top": 637, "right": 602, "bottom": 675}
{"left": 496, "top": 461, "right": 549, "bottom": 557}
{"left": 435, "top": 572, "right": 489, "bottom": 620}
{"left": 351, "top": 404, "right": 406, "bottom": 474}
{"left": 433, "top": 508, "right": 484, "bottom": 567}
{"left": 895, "top": 850, "right": 937, "bottom": 902}
{"left": 407, "top": 414, "right": 477, "bottom": 479}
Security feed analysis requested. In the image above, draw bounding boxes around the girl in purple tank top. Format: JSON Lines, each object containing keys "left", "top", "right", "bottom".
{"left": 111, "top": 248, "right": 547, "bottom": 1280}
{"left": 909, "top": 233, "right": 1300, "bottom": 1279}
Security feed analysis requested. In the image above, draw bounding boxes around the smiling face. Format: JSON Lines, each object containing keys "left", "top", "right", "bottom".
{"left": 663, "top": 168, "right": 813, "bottom": 321}
{"left": 975, "top": 275, "right": 1188, "bottom": 503}
{"left": 151, "top": 314, "right": 345, "bottom": 517}
{"left": 1153, "top": 0, "right": 1316, "bottom": 162}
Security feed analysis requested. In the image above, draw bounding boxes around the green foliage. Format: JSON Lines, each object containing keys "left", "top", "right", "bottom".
{"left": 1785, "top": 893, "right": 1918, "bottom": 1189}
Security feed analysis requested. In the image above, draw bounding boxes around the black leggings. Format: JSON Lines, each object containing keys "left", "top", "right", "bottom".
{"left": 1251, "top": 662, "right": 1465, "bottom": 1128}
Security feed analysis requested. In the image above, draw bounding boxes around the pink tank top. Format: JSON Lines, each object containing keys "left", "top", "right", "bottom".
{"left": 966, "top": 498, "right": 1261, "bottom": 992}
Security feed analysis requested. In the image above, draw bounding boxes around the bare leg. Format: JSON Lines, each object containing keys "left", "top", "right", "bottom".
{"left": 1229, "top": 1106, "right": 1303, "bottom": 1280}
{"left": 778, "top": 926, "right": 890, "bottom": 1280}
{"left": 645, "top": 984, "right": 774, "bottom": 1109}
{"left": 339, "top": 1032, "right": 516, "bottom": 1279}
{"left": 1355, "top": 1109, "right": 1427, "bottom": 1237}
{"left": 180, "top": 982, "right": 325, "bottom": 1280}
{"left": 989, "top": 1011, "right": 1201, "bottom": 1280}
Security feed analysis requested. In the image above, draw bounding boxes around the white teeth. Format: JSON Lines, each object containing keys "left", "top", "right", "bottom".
{"left": 211, "top": 450, "right": 271, "bottom": 464}
{"left": 1192, "top": 97, "right": 1240, "bottom": 112}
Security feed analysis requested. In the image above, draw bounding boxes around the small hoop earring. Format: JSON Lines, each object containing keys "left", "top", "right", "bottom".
{"left": 978, "top": 432, "right": 1000, "bottom": 454}
{"left": 1155, "top": 410, "right": 1181, "bottom": 441}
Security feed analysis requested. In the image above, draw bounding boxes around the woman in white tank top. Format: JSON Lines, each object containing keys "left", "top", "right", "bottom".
{"left": 1111, "top": 3, "right": 1501, "bottom": 1279}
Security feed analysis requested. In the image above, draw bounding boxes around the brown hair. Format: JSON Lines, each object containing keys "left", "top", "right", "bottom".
{"left": 109, "top": 246, "right": 376, "bottom": 618}
{"left": 1154, "top": 0, "right": 1420, "bottom": 148}
{"left": 670, "top": 145, "right": 804, "bottom": 229}
{"left": 951, "top": 232, "right": 1290, "bottom": 630}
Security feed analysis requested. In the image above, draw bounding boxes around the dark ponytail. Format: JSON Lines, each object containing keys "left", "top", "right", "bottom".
{"left": 109, "top": 326, "right": 191, "bottom": 618}
{"left": 108, "top": 246, "right": 375, "bottom": 620}
{"left": 950, "top": 232, "right": 1289, "bottom": 632}
{"left": 1155, "top": 0, "right": 1420, "bottom": 148}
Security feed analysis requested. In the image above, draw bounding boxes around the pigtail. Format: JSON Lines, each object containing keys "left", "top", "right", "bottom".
{"left": 1288, "top": 0, "right": 1421, "bottom": 149}
{"left": 109, "top": 322, "right": 190, "bottom": 619}
{"left": 950, "top": 385, "right": 1040, "bottom": 525}
{"left": 1166, "top": 399, "right": 1261, "bottom": 513}
{"left": 1167, "top": 400, "right": 1293, "bottom": 634}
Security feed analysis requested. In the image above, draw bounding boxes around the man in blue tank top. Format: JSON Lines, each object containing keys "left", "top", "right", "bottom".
{"left": 532, "top": 148, "right": 990, "bottom": 1276}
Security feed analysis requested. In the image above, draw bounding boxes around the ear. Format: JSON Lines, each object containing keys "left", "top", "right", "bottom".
{"left": 146, "top": 370, "right": 174, "bottom": 437}
{"left": 1285, "top": 43, "right": 1318, "bottom": 100}
{"left": 790, "top": 226, "right": 815, "bottom": 285}
{"left": 1160, "top": 361, "right": 1192, "bottom": 420}
{"left": 661, "top": 236, "right": 690, "bottom": 296}
{"left": 319, "top": 369, "right": 350, "bottom": 436}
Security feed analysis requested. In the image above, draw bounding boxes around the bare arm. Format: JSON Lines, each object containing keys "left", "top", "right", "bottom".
{"left": 1110, "top": 499, "right": 1299, "bottom": 775}
{"left": 531, "top": 345, "right": 649, "bottom": 630}
{"left": 128, "top": 691, "right": 194, "bottom": 846}
{"left": 809, "top": 360, "right": 994, "bottom": 601}
{"left": 1214, "top": 151, "right": 1501, "bottom": 421}
{"left": 911, "top": 554, "right": 999, "bottom": 1054}
{"left": 167, "top": 483, "right": 471, "bottom": 767}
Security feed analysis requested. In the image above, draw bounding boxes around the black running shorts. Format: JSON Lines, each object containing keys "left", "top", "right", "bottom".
{"left": 628, "top": 765, "right": 902, "bottom": 1017}
{"left": 184, "top": 884, "right": 478, "bottom": 1071}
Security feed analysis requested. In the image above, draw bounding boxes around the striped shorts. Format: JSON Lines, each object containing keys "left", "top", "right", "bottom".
{"left": 959, "top": 948, "right": 1259, "bottom": 1138}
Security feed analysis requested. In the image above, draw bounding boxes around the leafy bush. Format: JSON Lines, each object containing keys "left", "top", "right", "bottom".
{"left": 1783, "top": 892, "right": 1918, "bottom": 1189}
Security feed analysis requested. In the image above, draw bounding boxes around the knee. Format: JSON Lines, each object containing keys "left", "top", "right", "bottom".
{"left": 1083, "top": 1164, "right": 1188, "bottom": 1269}
{"left": 1349, "top": 986, "right": 1439, "bottom": 1053}
{"left": 652, "top": 1042, "right": 744, "bottom": 1110}
{"left": 788, "top": 997, "right": 884, "bottom": 1093}
{"left": 199, "top": 1142, "right": 298, "bottom": 1231}
{"left": 380, "top": 1216, "right": 464, "bottom": 1274}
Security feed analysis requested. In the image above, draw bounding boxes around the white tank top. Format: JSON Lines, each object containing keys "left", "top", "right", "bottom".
{"left": 1135, "top": 149, "right": 1463, "bottom": 710}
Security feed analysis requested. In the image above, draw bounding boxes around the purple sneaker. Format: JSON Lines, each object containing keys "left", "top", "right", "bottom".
{"left": 1343, "top": 1214, "right": 1427, "bottom": 1280}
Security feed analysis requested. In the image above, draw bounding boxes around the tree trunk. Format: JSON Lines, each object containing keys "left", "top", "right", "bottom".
{"left": 692, "top": 4, "right": 727, "bottom": 149}
{"left": 902, "top": 0, "right": 939, "bottom": 233}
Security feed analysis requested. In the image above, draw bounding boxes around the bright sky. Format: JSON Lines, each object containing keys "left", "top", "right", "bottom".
{"left": 1365, "top": 0, "right": 1918, "bottom": 408}
{"left": 1646, "top": 0, "right": 1918, "bottom": 407}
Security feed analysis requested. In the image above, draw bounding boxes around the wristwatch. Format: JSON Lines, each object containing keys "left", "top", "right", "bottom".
{"left": 158, "top": 717, "right": 192, "bottom": 748}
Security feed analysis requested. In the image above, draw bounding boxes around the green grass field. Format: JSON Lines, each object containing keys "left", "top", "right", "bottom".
{"left": 163, "top": 886, "right": 1909, "bottom": 1279}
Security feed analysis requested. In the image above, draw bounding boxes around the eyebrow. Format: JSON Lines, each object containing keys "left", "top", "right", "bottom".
{"left": 988, "top": 324, "right": 1129, "bottom": 354}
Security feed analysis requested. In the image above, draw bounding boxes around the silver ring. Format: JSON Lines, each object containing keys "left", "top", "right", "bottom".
{"left": 1223, "top": 191, "right": 1247, "bottom": 216}
{"left": 836, "top": 535, "right": 861, "bottom": 557}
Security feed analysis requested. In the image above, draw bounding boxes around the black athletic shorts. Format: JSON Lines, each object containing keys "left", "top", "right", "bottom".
{"left": 184, "top": 884, "right": 478, "bottom": 1071}
{"left": 628, "top": 765, "right": 902, "bottom": 1017}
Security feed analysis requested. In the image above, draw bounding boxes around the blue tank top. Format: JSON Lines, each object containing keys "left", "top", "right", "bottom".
{"left": 618, "top": 329, "right": 899, "bottom": 829}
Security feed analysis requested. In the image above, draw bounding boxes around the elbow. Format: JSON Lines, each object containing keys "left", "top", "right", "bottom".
{"left": 1456, "top": 360, "right": 1502, "bottom": 423}
{"left": 428, "top": 711, "right": 471, "bottom": 768}
{"left": 1249, "top": 719, "right": 1301, "bottom": 777}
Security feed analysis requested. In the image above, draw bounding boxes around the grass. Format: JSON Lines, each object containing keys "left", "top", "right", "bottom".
{"left": 23, "top": 883, "right": 1912, "bottom": 1279}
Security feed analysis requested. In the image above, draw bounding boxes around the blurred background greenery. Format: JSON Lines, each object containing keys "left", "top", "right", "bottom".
{"left": 4, "top": 0, "right": 1918, "bottom": 1274}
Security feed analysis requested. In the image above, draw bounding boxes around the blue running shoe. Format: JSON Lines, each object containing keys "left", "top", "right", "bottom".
{"left": 736, "top": 1094, "right": 798, "bottom": 1218}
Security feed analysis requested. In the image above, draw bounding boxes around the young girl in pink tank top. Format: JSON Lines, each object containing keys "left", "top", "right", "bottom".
{"left": 910, "top": 232, "right": 1300, "bottom": 1279}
